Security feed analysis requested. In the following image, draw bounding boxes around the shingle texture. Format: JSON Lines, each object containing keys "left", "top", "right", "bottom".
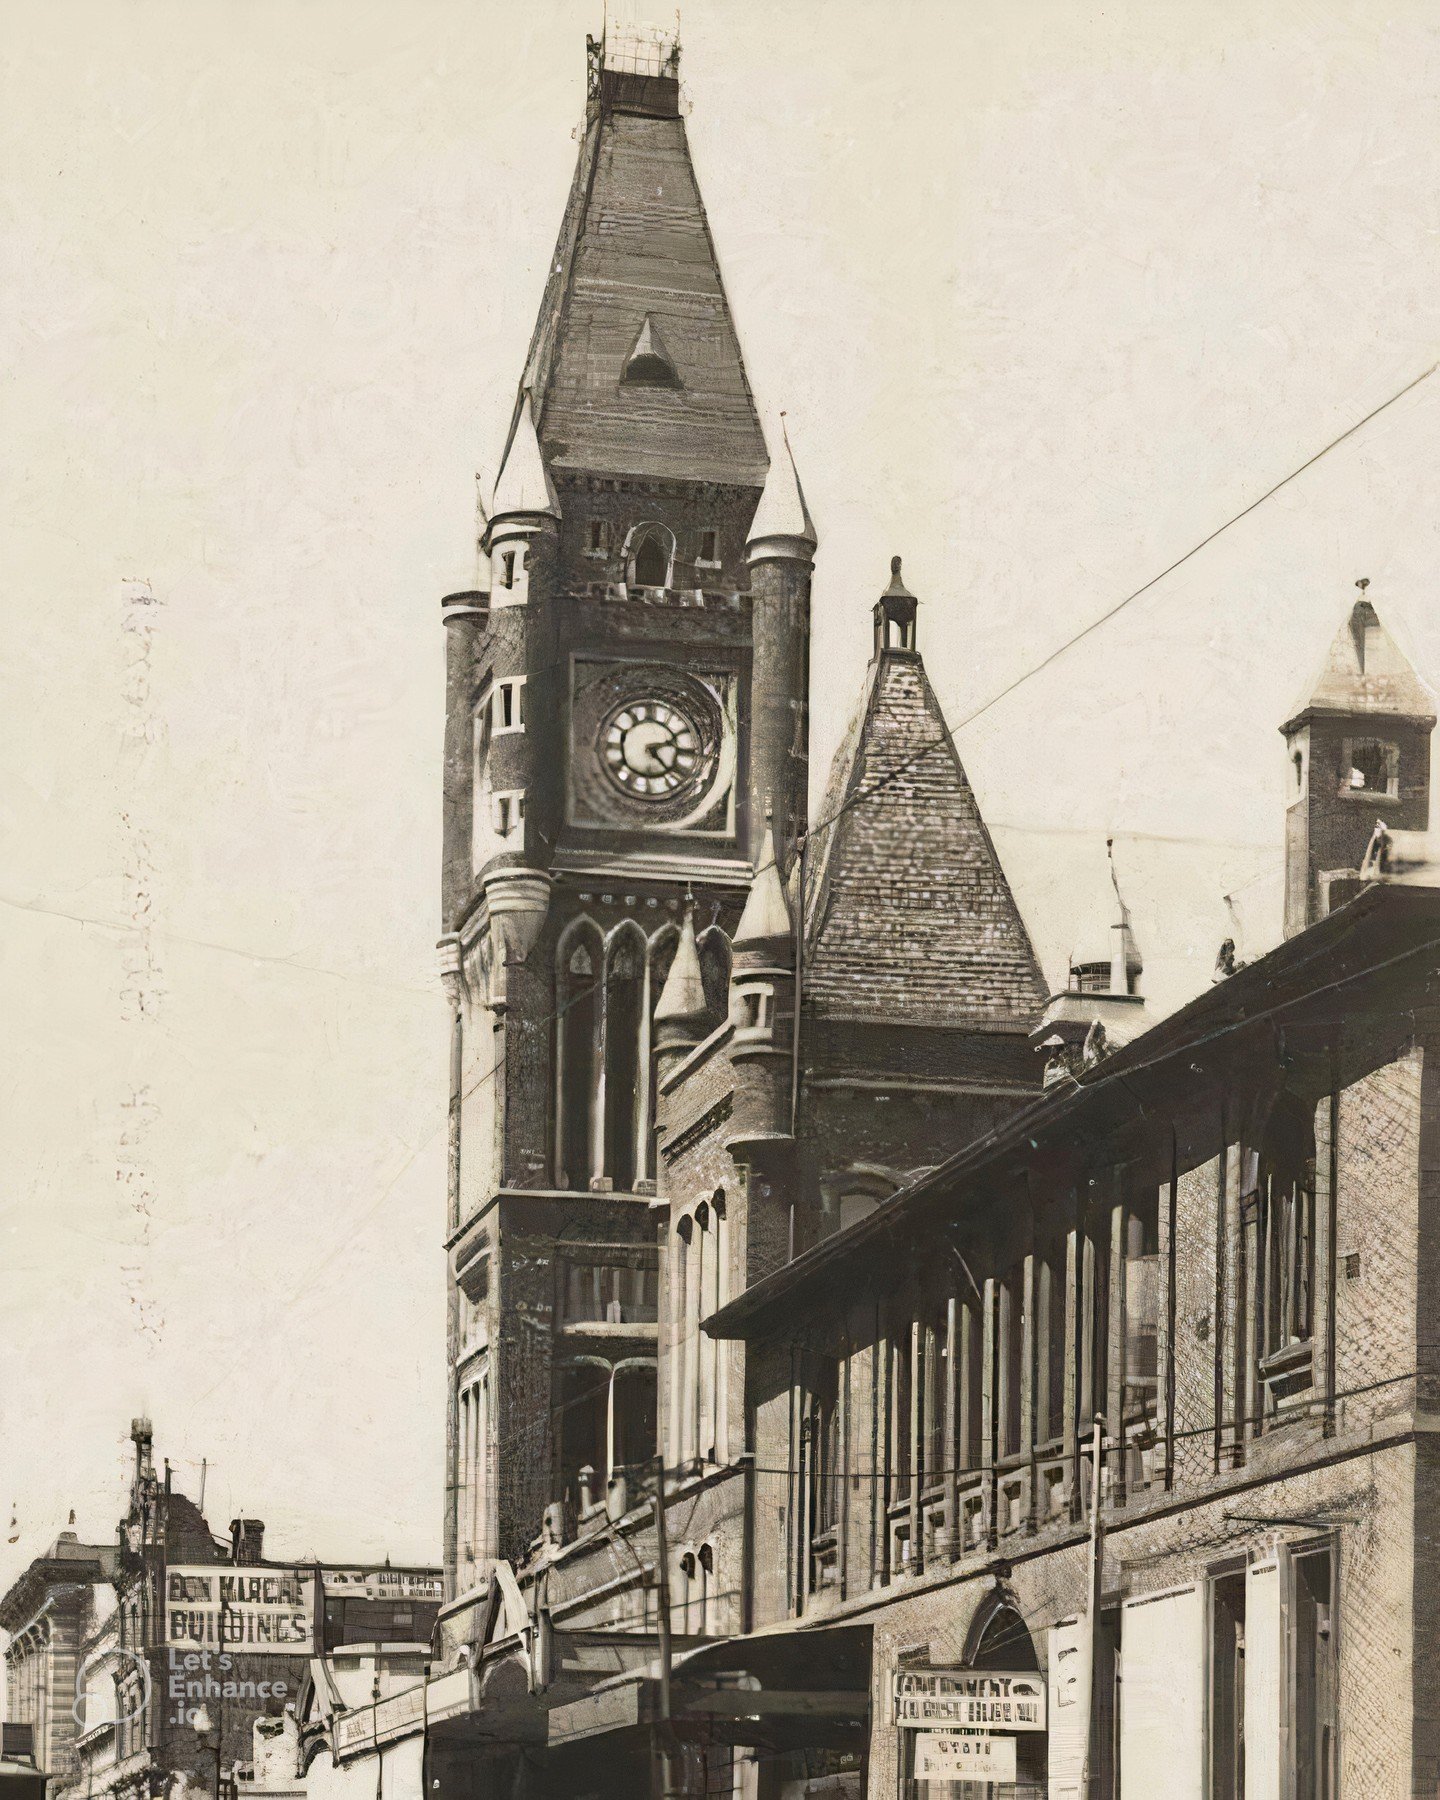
{"left": 804, "top": 651, "right": 1046, "bottom": 1027}
{"left": 522, "top": 109, "right": 767, "bottom": 488}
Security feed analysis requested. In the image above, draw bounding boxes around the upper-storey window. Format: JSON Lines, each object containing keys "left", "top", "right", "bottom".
{"left": 586, "top": 518, "right": 611, "bottom": 557}
{"left": 697, "top": 528, "right": 719, "bottom": 567}
{"left": 1251, "top": 1091, "right": 1317, "bottom": 1413}
{"left": 626, "top": 522, "right": 675, "bottom": 590}
{"left": 558, "top": 1253, "right": 658, "bottom": 1327}
{"left": 1342, "top": 736, "right": 1399, "bottom": 798}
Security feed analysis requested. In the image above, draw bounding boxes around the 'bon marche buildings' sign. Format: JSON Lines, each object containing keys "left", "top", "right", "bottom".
{"left": 166, "top": 1567, "right": 314, "bottom": 1655}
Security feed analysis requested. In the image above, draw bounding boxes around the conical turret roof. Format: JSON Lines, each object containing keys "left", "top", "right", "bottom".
{"left": 491, "top": 392, "right": 559, "bottom": 519}
{"left": 655, "top": 900, "right": 710, "bottom": 1037}
{"left": 748, "top": 418, "right": 816, "bottom": 551}
{"left": 733, "top": 820, "right": 794, "bottom": 963}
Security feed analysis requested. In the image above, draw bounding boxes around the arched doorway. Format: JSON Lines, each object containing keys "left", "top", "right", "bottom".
{"left": 954, "top": 1595, "right": 1046, "bottom": 1800}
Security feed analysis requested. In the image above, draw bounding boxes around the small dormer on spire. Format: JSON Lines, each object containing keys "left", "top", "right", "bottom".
{"left": 622, "top": 316, "right": 681, "bottom": 388}
{"left": 490, "top": 392, "right": 559, "bottom": 524}
{"left": 874, "top": 556, "right": 918, "bottom": 657}
{"left": 747, "top": 416, "right": 817, "bottom": 565}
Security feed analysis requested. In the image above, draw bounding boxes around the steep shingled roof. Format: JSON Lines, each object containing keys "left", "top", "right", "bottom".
{"left": 804, "top": 650, "right": 1046, "bottom": 1029}
{"left": 518, "top": 69, "right": 767, "bottom": 489}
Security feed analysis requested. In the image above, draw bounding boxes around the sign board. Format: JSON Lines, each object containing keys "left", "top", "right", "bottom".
{"left": 892, "top": 1670, "right": 1045, "bottom": 1731}
{"left": 323, "top": 1568, "right": 444, "bottom": 1602}
{"left": 165, "top": 1566, "right": 314, "bottom": 1655}
{"left": 914, "top": 1733, "right": 1017, "bottom": 1783}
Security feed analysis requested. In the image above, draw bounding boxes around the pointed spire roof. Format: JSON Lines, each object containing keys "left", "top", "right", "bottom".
{"left": 1283, "top": 588, "right": 1435, "bottom": 732}
{"left": 517, "top": 42, "right": 767, "bottom": 489}
{"left": 733, "top": 815, "right": 794, "bottom": 963}
{"left": 655, "top": 898, "right": 710, "bottom": 1037}
{"left": 491, "top": 392, "right": 559, "bottom": 519}
{"left": 805, "top": 638, "right": 1046, "bottom": 1029}
{"left": 748, "top": 417, "right": 816, "bottom": 553}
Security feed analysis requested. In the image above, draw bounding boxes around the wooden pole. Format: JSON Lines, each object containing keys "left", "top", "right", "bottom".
{"left": 1079, "top": 1414, "right": 1106, "bottom": 1798}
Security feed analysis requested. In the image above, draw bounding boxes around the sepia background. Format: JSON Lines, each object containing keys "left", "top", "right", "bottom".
{"left": 4, "top": 0, "right": 1440, "bottom": 1581}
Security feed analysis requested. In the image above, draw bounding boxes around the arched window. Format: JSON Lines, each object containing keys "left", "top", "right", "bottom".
{"left": 555, "top": 917, "right": 692, "bottom": 1194}
{"left": 555, "top": 1357, "right": 608, "bottom": 1518}
{"left": 611, "top": 1359, "right": 658, "bottom": 1480}
{"left": 1253, "top": 1090, "right": 1317, "bottom": 1412}
{"left": 625, "top": 523, "right": 675, "bottom": 590}
{"left": 556, "top": 924, "right": 603, "bottom": 1190}
{"left": 603, "top": 930, "right": 644, "bottom": 1193}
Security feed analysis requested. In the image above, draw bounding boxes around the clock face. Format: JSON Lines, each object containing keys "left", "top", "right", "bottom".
{"left": 601, "top": 699, "right": 705, "bottom": 799}
{"left": 569, "top": 660, "right": 736, "bottom": 837}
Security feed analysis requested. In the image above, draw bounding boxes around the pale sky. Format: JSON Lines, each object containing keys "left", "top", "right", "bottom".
{"left": 4, "top": 0, "right": 1440, "bottom": 1595}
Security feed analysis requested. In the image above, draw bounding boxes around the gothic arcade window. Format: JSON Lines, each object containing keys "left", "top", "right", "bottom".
{"left": 603, "top": 934, "right": 643, "bottom": 1193}
{"left": 555, "top": 922, "right": 698, "bottom": 1194}
{"left": 556, "top": 932, "right": 600, "bottom": 1191}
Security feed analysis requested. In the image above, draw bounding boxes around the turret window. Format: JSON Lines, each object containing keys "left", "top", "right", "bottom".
{"left": 499, "top": 550, "right": 516, "bottom": 589}
{"left": 493, "top": 678, "right": 525, "bottom": 734}
{"left": 1341, "top": 737, "right": 1398, "bottom": 798}
{"left": 492, "top": 791, "right": 524, "bottom": 837}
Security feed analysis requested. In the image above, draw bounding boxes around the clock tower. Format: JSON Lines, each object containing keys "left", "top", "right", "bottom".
{"left": 436, "top": 29, "right": 816, "bottom": 1594}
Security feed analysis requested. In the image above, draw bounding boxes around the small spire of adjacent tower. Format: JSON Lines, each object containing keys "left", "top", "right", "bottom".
{"left": 491, "top": 392, "right": 560, "bottom": 520}
{"left": 873, "top": 555, "right": 918, "bottom": 656}
{"left": 747, "top": 416, "right": 817, "bottom": 560}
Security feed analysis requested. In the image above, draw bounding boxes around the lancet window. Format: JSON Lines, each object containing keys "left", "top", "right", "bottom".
{"left": 556, "top": 920, "right": 705, "bottom": 1193}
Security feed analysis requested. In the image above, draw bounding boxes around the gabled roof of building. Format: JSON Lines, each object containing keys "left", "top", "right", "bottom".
{"left": 518, "top": 51, "right": 767, "bottom": 489}
{"left": 804, "top": 636, "right": 1046, "bottom": 1030}
{"left": 1283, "top": 595, "right": 1436, "bottom": 731}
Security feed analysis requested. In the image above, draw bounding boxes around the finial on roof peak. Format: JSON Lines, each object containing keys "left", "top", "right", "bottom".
{"left": 883, "top": 555, "right": 914, "bottom": 599}
{"left": 873, "top": 553, "right": 919, "bottom": 654}
{"left": 1356, "top": 576, "right": 1370, "bottom": 592}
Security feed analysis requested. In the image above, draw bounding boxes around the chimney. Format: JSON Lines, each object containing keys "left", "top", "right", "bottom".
{"left": 229, "top": 1519, "right": 265, "bottom": 1565}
